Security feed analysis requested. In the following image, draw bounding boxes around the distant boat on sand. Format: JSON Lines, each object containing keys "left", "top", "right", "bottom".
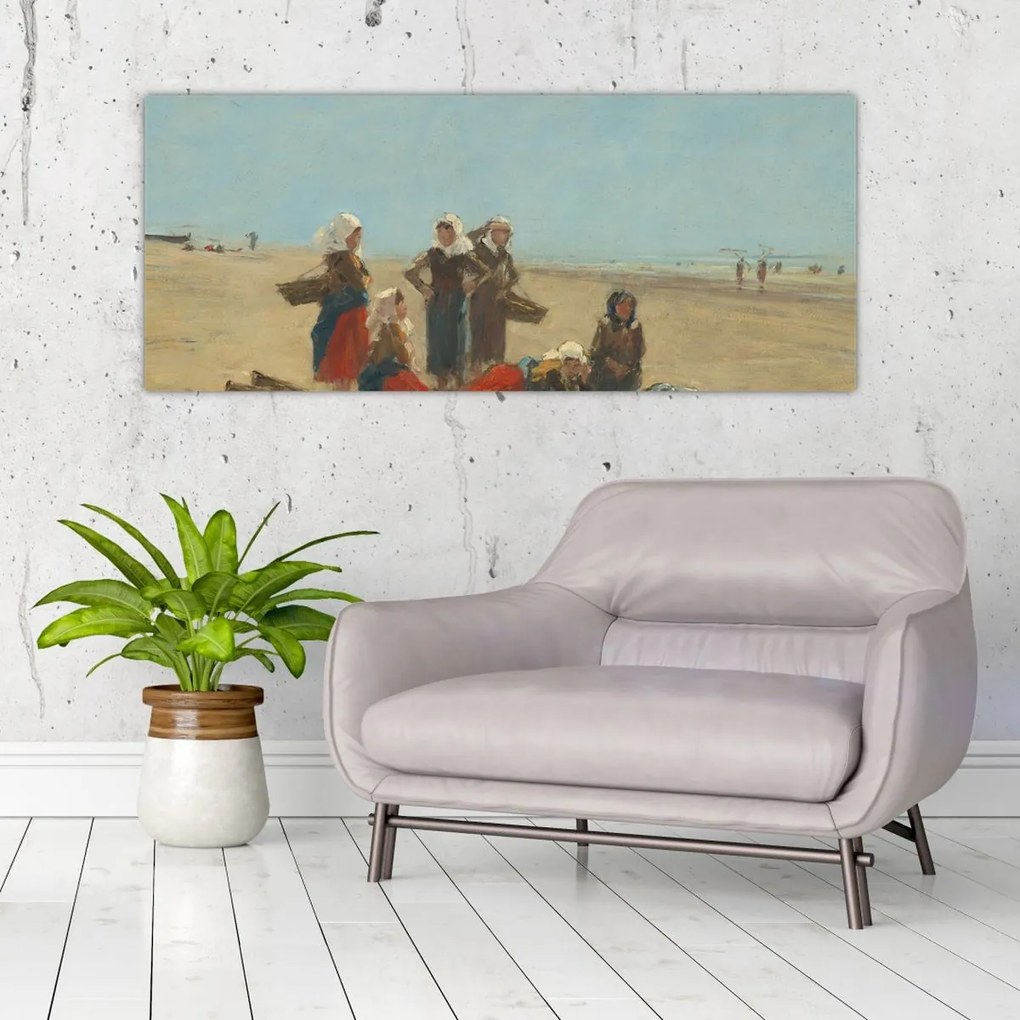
{"left": 146, "top": 232, "right": 192, "bottom": 244}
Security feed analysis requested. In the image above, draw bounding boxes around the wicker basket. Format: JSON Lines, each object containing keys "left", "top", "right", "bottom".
{"left": 276, "top": 275, "right": 328, "bottom": 306}
{"left": 504, "top": 291, "right": 548, "bottom": 325}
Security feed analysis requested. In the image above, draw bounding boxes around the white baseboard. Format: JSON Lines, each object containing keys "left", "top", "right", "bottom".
{"left": 0, "top": 740, "right": 1017, "bottom": 819}
{"left": 921, "top": 741, "right": 1020, "bottom": 817}
{"left": 0, "top": 742, "right": 364, "bottom": 819}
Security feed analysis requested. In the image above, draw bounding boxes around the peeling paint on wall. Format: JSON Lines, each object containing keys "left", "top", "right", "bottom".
{"left": 19, "top": 0, "right": 37, "bottom": 226}
{"left": 629, "top": 0, "right": 639, "bottom": 68}
{"left": 455, "top": 0, "right": 475, "bottom": 92}
{"left": 17, "top": 552, "right": 45, "bottom": 717}
{"left": 443, "top": 395, "right": 478, "bottom": 593}
{"left": 486, "top": 536, "right": 499, "bottom": 579}
{"left": 915, "top": 409, "right": 944, "bottom": 477}
{"left": 947, "top": 5, "right": 977, "bottom": 37}
{"left": 65, "top": 0, "right": 81, "bottom": 58}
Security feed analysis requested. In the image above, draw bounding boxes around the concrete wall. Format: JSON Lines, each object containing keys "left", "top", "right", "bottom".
{"left": 1, "top": 0, "right": 1017, "bottom": 742}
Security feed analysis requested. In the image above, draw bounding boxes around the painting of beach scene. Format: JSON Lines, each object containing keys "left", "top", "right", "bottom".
{"left": 144, "top": 94, "right": 856, "bottom": 393}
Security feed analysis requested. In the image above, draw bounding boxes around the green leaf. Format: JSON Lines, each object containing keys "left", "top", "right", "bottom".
{"left": 121, "top": 636, "right": 175, "bottom": 669}
{"left": 238, "top": 502, "right": 280, "bottom": 568}
{"left": 258, "top": 624, "right": 306, "bottom": 677}
{"left": 86, "top": 652, "right": 124, "bottom": 677}
{"left": 141, "top": 580, "right": 176, "bottom": 600}
{"left": 192, "top": 572, "right": 238, "bottom": 614}
{"left": 156, "top": 589, "right": 206, "bottom": 622}
{"left": 204, "top": 510, "right": 239, "bottom": 575}
{"left": 177, "top": 618, "right": 235, "bottom": 662}
{"left": 260, "top": 605, "right": 335, "bottom": 642}
{"left": 235, "top": 647, "right": 277, "bottom": 673}
{"left": 122, "top": 631, "right": 192, "bottom": 688}
{"left": 153, "top": 613, "right": 186, "bottom": 643}
{"left": 58, "top": 521, "right": 158, "bottom": 591}
{"left": 34, "top": 579, "right": 152, "bottom": 616}
{"left": 81, "top": 504, "right": 180, "bottom": 586}
{"left": 37, "top": 605, "right": 154, "bottom": 649}
{"left": 267, "top": 530, "right": 377, "bottom": 566}
{"left": 161, "top": 495, "right": 212, "bottom": 584}
{"left": 261, "top": 587, "right": 363, "bottom": 611}
{"left": 227, "top": 619, "right": 258, "bottom": 635}
{"left": 230, "top": 560, "right": 341, "bottom": 614}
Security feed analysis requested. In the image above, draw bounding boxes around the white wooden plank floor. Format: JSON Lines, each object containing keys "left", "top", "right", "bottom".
{"left": 3, "top": 816, "right": 1020, "bottom": 1019}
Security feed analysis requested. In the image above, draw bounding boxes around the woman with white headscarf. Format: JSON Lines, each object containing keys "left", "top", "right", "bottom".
{"left": 404, "top": 213, "right": 489, "bottom": 389}
{"left": 311, "top": 212, "right": 372, "bottom": 390}
{"left": 467, "top": 215, "right": 520, "bottom": 372}
{"left": 529, "top": 340, "right": 592, "bottom": 392}
{"left": 357, "top": 287, "right": 427, "bottom": 392}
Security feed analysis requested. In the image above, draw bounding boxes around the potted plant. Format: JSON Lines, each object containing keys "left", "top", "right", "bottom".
{"left": 35, "top": 496, "right": 375, "bottom": 848}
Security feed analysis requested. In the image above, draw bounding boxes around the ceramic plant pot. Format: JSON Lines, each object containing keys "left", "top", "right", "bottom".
{"left": 137, "top": 684, "right": 270, "bottom": 848}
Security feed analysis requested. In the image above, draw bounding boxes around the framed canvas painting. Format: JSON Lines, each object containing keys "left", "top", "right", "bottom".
{"left": 143, "top": 94, "right": 856, "bottom": 393}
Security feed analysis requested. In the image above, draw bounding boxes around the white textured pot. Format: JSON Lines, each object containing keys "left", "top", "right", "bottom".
{"left": 137, "top": 684, "right": 270, "bottom": 848}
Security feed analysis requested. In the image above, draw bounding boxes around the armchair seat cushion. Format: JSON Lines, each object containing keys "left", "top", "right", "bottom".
{"left": 360, "top": 665, "right": 865, "bottom": 803}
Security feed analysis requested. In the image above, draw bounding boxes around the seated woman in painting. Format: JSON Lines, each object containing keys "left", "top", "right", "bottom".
{"left": 589, "top": 290, "right": 645, "bottom": 391}
{"left": 357, "top": 288, "right": 428, "bottom": 392}
{"left": 312, "top": 212, "right": 372, "bottom": 391}
{"left": 404, "top": 214, "right": 489, "bottom": 390}
{"left": 529, "top": 341, "right": 592, "bottom": 392}
{"left": 463, "top": 342, "right": 590, "bottom": 393}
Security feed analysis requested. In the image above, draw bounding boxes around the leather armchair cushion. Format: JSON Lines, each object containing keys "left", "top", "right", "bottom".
{"left": 361, "top": 666, "right": 864, "bottom": 803}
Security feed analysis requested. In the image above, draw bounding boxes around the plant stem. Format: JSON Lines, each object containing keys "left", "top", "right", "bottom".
{"left": 210, "top": 661, "right": 225, "bottom": 690}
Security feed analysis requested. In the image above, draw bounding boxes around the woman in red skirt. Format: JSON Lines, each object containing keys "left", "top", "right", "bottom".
{"left": 312, "top": 212, "right": 372, "bottom": 391}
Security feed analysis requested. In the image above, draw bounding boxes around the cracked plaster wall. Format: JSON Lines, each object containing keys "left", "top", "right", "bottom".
{"left": 0, "top": 0, "right": 1018, "bottom": 741}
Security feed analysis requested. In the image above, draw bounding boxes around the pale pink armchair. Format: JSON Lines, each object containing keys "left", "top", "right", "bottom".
{"left": 324, "top": 479, "right": 977, "bottom": 929}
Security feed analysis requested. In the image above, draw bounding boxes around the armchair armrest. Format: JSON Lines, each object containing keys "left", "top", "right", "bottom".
{"left": 830, "top": 581, "right": 978, "bottom": 835}
{"left": 323, "top": 581, "right": 614, "bottom": 796}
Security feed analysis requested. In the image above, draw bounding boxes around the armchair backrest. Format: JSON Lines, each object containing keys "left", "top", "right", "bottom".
{"left": 534, "top": 479, "right": 968, "bottom": 682}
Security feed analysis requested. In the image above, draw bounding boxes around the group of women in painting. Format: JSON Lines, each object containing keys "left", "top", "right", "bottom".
{"left": 308, "top": 211, "right": 646, "bottom": 393}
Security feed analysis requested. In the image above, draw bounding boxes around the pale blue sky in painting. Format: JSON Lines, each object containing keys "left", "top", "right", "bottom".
{"left": 145, "top": 94, "right": 856, "bottom": 263}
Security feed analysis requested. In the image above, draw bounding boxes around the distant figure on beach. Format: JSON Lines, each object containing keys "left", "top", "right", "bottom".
{"left": 837, "top": 264, "right": 846, "bottom": 275}
{"left": 245, "top": 231, "right": 259, "bottom": 251}
{"left": 311, "top": 212, "right": 372, "bottom": 391}
{"left": 736, "top": 256, "right": 747, "bottom": 288}
{"left": 756, "top": 257, "right": 768, "bottom": 290}
{"left": 358, "top": 288, "right": 427, "bottom": 392}
{"left": 772, "top": 260, "right": 782, "bottom": 273}
{"left": 404, "top": 214, "right": 489, "bottom": 389}
{"left": 530, "top": 341, "right": 592, "bottom": 392}
{"left": 589, "top": 290, "right": 645, "bottom": 391}
{"left": 468, "top": 216, "right": 520, "bottom": 372}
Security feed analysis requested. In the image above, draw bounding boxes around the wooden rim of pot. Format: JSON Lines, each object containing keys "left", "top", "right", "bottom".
{"left": 142, "top": 684, "right": 265, "bottom": 741}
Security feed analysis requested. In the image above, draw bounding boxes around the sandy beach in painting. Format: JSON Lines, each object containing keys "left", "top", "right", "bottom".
{"left": 144, "top": 242, "right": 856, "bottom": 393}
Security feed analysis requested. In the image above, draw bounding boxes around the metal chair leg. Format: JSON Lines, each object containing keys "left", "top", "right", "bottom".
{"left": 882, "top": 804, "right": 936, "bottom": 876}
{"left": 576, "top": 818, "right": 589, "bottom": 847}
{"left": 852, "top": 836, "right": 873, "bottom": 926}
{"left": 907, "top": 804, "right": 936, "bottom": 876}
{"left": 839, "top": 838, "right": 865, "bottom": 930}
{"left": 368, "top": 802, "right": 390, "bottom": 883}
{"left": 381, "top": 805, "right": 400, "bottom": 879}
